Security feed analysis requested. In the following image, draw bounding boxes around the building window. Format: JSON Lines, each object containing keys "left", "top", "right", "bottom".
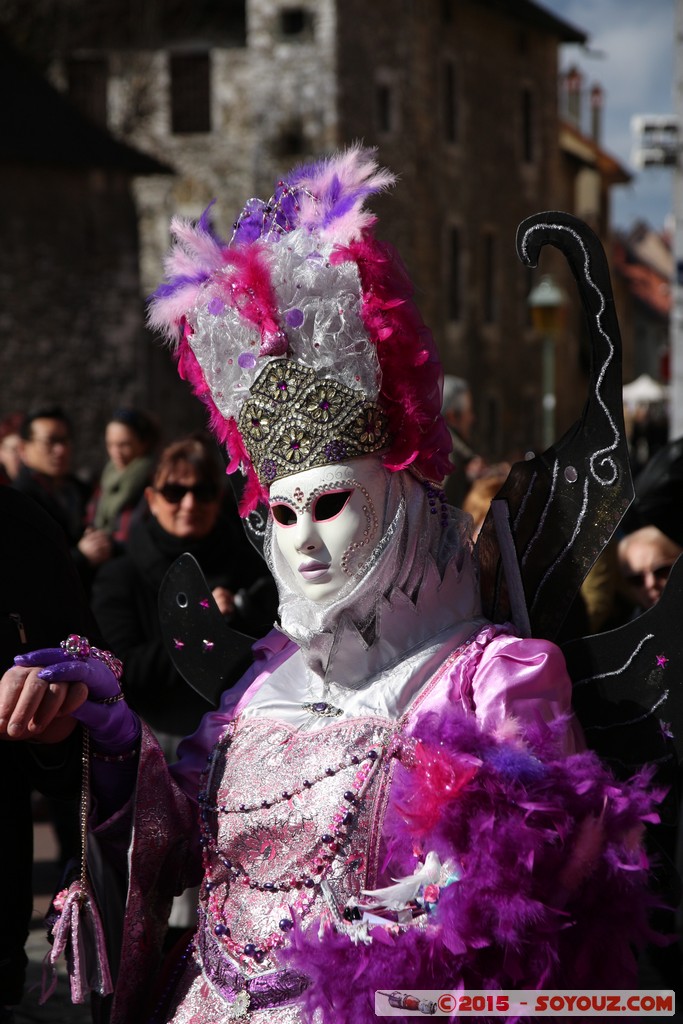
{"left": 443, "top": 58, "right": 458, "bottom": 144}
{"left": 279, "top": 8, "right": 314, "bottom": 39}
{"left": 170, "top": 52, "right": 211, "bottom": 134}
{"left": 376, "top": 83, "right": 392, "bottom": 134}
{"left": 521, "top": 86, "right": 533, "bottom": 163}
{"left": 482, "top": 232, "right": 496, "bottom": 323}
{"left": 274, "top": 121, "right": 305, "bottom": 158}
{"left": 375, "top": 75, "right": 399, "bottom": 136}
{"left": 446, "top": 226, "right": 462, "bottom": 322}
{"left": 66, "top": 56, "right": 108, "bottom": 127}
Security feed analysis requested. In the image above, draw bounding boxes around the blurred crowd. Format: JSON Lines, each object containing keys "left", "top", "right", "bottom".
{"left": 441, "top": 375, "right": 683, "bottom": 638}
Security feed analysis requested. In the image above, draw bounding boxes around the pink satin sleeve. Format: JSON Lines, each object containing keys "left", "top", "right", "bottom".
{"left": 457, "top": 627, "right": 584, "bottom": 755}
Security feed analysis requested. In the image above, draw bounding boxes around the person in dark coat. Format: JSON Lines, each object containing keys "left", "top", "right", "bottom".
{"left": 86, "top": 408, "right": 159, "bottom": 545}
{"left": 13, "top": 405, "right": 113, "bottom": 591}
{"left": 0, "top": 484, "right": 97, "bottom": 1021}
{"left": 91, "top": 436, "right": 277, "bottom": 756}
{"left": 440, "top": 375, "right": 485, "bottom": 508}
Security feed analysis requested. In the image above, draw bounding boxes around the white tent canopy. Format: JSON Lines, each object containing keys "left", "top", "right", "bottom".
{"left": 622, "top": 373, "right": 668, "bottom": 407}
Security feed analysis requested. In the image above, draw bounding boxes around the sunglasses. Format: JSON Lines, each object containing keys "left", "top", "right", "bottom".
{"left": 156, "top": 482, "right": 219, "bottom": 504}
{"left": 625, "top": 563, "right": 673, "bottom": 589}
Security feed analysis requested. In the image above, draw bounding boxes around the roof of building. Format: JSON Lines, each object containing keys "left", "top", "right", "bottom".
{"left": 560, "top": 119, "right": 632, "bottom": 186}
{"left": 0, "top": 36, "right": 171, "bottom": 175}
{"left": 613, "top": 233, "right": 671, "bottom": 320}
{"left": 481, "top": 0, "right": 587, "bottom": 44}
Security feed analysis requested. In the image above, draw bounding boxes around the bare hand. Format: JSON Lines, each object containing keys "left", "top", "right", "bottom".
{"left": 212, "top": 586, "right": 236, "bottom": 617}
{"left": 0, "top": 664, "right": 87, "bottom": 743}
{"left": 78, "top": 528, "right": 113, "bottom": 566}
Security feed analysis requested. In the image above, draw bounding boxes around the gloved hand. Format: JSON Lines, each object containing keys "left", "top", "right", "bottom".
{"left": 15, "top": 644, "right": 140, "bottom": 754}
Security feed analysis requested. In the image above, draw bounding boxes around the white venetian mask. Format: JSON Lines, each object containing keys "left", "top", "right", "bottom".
{"left": 269, "top": 457, "right": 387, "bottom": 603}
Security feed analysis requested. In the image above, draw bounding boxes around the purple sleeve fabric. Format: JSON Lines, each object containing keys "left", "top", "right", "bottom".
{"left": 89, "top": 753, "right": 140, "bottom": 828}
{"left": 91, "top": 724, "right": 200, "bottom": 1024}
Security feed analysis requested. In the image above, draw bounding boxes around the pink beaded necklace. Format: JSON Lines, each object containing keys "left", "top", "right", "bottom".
{"left": 198, "top": 722, "right": 385, "bottom": 969}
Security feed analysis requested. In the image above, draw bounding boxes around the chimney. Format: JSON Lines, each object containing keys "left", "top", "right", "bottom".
{"left": 564, "top": 65, "right": 583, "bottom": 126}
{"left": 590, "top": 83, "right": 604, "bottom": 143}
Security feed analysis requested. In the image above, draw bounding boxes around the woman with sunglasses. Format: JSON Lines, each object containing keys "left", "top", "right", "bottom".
{"left": 91, "top": 436, "right": 277, "bottom": 758}
{"left": 618, "top": 524, "right": 683, "bottom": 612}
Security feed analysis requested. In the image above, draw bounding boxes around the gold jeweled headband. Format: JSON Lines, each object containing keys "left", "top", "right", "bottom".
{"left": 238, "top": 358, "right": 390, "bottom": 485}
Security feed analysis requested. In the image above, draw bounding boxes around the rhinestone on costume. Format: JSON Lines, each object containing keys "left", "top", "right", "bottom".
{"left": 238, "top": 358, "right": 390, "bottom": 486}
{"left": 301, "top": 700, "right": 344, "bottom": 718}
{"left": 61, "top": 634, "right": 91, "bottom": 658}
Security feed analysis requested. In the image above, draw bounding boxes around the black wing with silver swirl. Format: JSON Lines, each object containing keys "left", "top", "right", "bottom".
{"left": 476, "top": 211, "right": 634, "bottom": 641}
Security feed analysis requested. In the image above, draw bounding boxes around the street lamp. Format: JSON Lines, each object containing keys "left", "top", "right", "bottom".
{"left": 528, "top": 274, "right": 568, "bottom": 450}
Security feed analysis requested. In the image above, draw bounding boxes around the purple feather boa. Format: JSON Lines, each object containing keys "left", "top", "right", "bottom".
{"left": 282, "top": 712, "right": 661, "bottom": 1024}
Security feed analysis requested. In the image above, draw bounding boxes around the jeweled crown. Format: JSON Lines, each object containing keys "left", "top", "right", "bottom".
{"left": 148, "top": 146, "right": 453, "bottom": 516}
{"left": 238, "top": 358, "right": 390, "bottom": 484}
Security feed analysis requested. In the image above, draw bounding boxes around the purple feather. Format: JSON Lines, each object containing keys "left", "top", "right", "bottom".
{"left": 149, "top": 272, "right": 209, "bottom": 302}
{"left": 197, "top": 199, "right": 218, "bottom": 235}
{"left": 281, "top": 710, "right": 661, "bottom": 1024}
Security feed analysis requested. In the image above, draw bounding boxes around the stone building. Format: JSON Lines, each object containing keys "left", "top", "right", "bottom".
{"left": 0, "top": 37, "right": 170, "bottom": 475}
{"left": 4, "top": 0, "right": 630, "bottom": 462}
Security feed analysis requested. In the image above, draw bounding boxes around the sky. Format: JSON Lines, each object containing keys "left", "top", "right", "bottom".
{"left": 538, "top": 0, "right": 675, "bottom": 231}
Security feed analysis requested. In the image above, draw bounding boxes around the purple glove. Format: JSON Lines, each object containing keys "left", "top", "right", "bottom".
{"left": 15, "top": 644, "right": 140, "bottom": 754}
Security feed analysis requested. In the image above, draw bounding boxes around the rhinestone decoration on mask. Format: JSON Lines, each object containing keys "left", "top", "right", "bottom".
{"left": 238, "top": 358, "right": 390, "bottom": 485}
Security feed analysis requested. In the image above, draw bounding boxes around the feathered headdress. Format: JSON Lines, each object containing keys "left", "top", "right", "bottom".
{"left": 148, "top": 144, "right": 451, "bottom": 515}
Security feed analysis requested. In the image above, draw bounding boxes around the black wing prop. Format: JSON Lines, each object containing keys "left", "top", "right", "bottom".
{"left": 476, "top": 211, "right": 634, "bottom": 641}
{"left": 476, "top": 213, "right": 681, "bottom": 903}
{"left": 563, "top": 556, "right": 683, "bottom": 902}
{"left": 563, "top": 553, "right": 683, "bottom": 787}
{"left": 158, "top": 553, "right": 256, "bottom": 708}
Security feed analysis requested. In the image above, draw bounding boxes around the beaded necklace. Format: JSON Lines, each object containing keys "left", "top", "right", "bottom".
{"left": 198, "top": 720, "right": 385, "bottom": 969}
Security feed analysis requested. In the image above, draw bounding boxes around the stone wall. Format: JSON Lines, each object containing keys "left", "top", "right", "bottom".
{"left": 0, "top": 163, "right": 176, "bottom": 478}
{"left": 28, "top": 0, "right": 599, "bottom": 465}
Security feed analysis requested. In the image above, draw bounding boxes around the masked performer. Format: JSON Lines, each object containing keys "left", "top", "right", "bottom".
{"left": 3, "top": 149, "right": 658, "bottom": 1024}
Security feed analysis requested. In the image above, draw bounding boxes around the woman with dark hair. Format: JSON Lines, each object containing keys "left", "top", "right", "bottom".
{"left": 88, "top": 408, "right": 159, "bottom": 545}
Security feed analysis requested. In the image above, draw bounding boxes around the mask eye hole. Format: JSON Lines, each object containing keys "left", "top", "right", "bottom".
{"left": 271, "top": 503, "right": 297, "bottom": 527}
{"left": 313, "top": 490, "right": 353, "bottom": 522}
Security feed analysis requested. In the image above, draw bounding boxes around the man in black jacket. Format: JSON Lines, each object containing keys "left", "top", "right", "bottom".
{"left": 13, "top": 405, "right": 113, "bottom": 591}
